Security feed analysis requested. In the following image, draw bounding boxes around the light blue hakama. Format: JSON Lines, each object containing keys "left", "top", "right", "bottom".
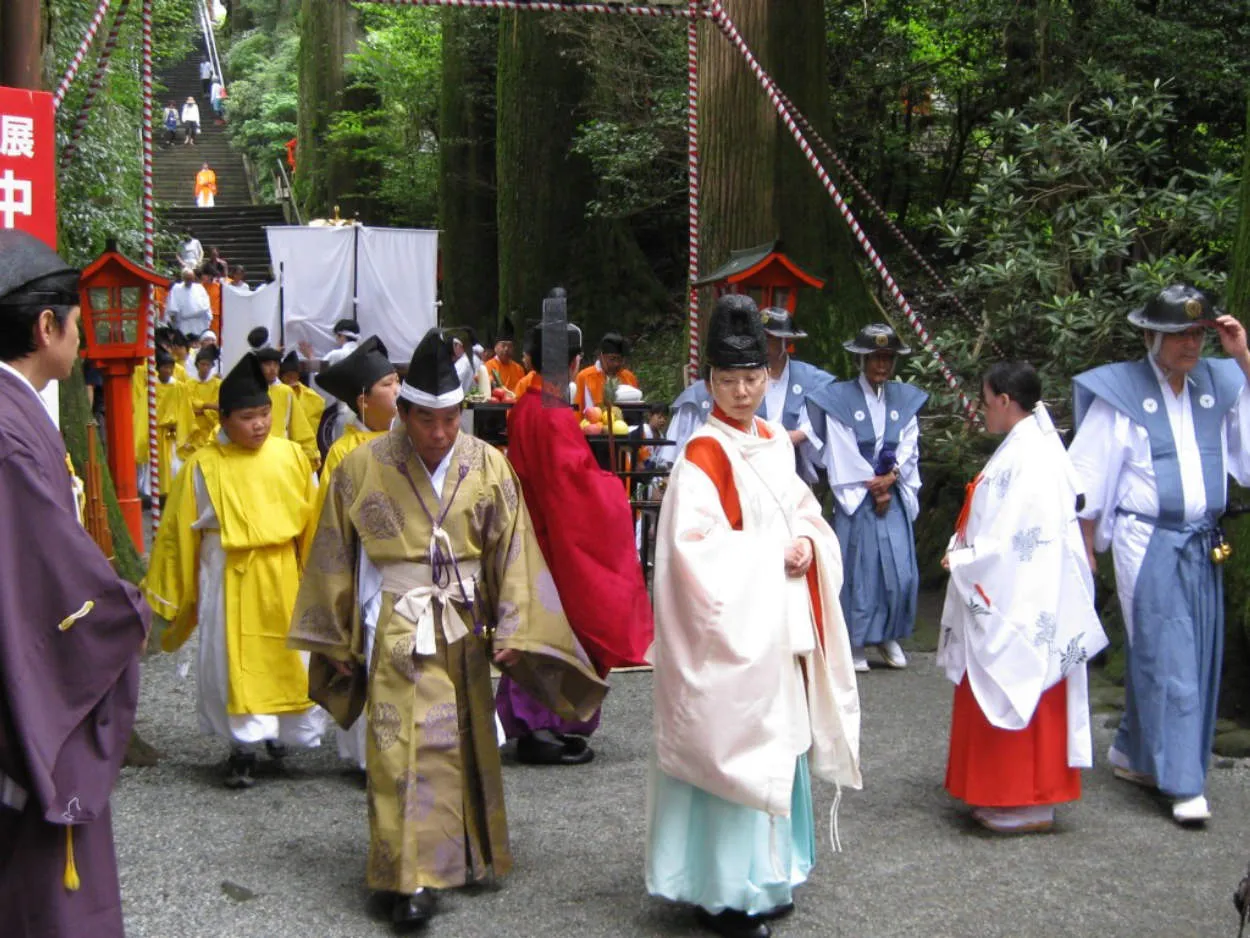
{"left": 646, "top": 755, "right": 815, "bottom": 916}
{"left": 1115, "top": 521, "right": 1223, "bottom": 798}
{"left": 833, "top": 489, "right": 918, "bottom": 647}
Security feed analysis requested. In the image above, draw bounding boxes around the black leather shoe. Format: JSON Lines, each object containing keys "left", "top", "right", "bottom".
{"left": 392, "top": 888, "right": 437, "bottom": 932}
{"left": 695, "top": 907, "right": 771, "bottom": 938}
{"left": 515, "top": 730, "right": 594, "bottom": 766}
{"left": 264, "top": 740, "right": 288, "bottom": 761}
{"left": 223, "top": 750, "right": 256, "bottom": 790}
{"left": 367, "top": 891, "right": 398, "bottom": 921}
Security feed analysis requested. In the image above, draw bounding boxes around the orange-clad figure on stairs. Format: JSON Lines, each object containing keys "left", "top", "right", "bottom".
{"left": 195, "top": 162, "right": 217, "bottom": 209}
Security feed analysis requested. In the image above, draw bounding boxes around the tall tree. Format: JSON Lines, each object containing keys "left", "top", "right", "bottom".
{"left": 1229, "top": 88, "right": 1250, "bottom": 322}
{"left": 494, "top": 12, "right": 591, "bottom": 335}
{"left": 495, "top": 15, "right": 673, "bottom": 344}
{"left": 296, "top": 0, "right": 364, "bottom": 219}
{"left": 698, "top": 0, "right": 877, "bottom": 368}
{"left": 439, "top": 8, "right": 499, "bottom": 334}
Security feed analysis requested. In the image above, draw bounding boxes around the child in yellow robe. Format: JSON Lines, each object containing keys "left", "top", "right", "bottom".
{"left": 279, "top": 350, "right": 326, "bottom": 450}
{"left": 143, "top": 352, "right": 326, "bottom": 788}
{"left": 255, "top": 347, "right": 320, "bottom": 470}
{"left": 179, "top": 347, "right": 222, "bottom": 460}
{"left": 152, "top": 349, "right": 186, "bottom": 499}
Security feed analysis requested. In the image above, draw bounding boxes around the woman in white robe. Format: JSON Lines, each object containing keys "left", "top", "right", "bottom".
{"left": 938, "top": 362, "right": 1108, "bottom": 833}
{"left": 646, "top": 295, "right": 861, "bottom": 938}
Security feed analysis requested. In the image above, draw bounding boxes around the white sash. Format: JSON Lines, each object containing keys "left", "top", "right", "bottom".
{"left": 380, "top": 557, "right": 481, "bottom": 657}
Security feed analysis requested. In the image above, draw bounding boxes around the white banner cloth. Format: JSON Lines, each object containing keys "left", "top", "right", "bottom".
{"left": 220, "top": 282, "right": 280, "bottom": 374}
{"left": 265, "top": 226, "right": 438, "bottom": 364}
{"left": 355, "top": 227, "right": 439, "bottom": 364}
{"left": 266, "top": 226, "right": 356, "bottom": 358}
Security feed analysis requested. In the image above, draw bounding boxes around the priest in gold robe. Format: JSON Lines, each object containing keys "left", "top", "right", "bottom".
{"left": 289, "top": 327, "right": 606, "bottom": 931}
{"left": 143, "top": 352, "right": 326, "bottom": 789}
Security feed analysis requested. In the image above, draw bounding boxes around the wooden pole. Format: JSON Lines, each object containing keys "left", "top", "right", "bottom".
{"left": 0, "top": 0, "right": 43, "bottom": 89}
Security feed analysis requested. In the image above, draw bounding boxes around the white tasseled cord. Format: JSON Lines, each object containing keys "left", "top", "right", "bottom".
{"left": 828, "top": 783, "right": 844, "bottom": 853}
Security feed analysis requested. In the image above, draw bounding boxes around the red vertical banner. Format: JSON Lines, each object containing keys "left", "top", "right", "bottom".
{"left": 0, "top": 86, "right": 56, "bottom": 248}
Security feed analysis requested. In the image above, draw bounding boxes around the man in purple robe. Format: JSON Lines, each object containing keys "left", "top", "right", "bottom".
{"left": 0, "top": 230, "right": 150, "bottom": 938}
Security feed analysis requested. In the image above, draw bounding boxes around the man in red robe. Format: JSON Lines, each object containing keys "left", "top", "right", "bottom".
{"left": 496, "top": 321, "right": 653, "bottom": 764}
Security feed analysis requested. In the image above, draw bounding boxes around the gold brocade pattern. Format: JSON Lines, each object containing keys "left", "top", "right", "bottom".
{"left": 289, "top": 427, "right": 606, "bottom": 891}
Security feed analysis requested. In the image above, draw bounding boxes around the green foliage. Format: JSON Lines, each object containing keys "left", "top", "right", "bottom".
{"left": 924, "top": 71, "right": 1238, "bottom": 420}
{"left": 565, "top": 18, "right": 687, "bottom": 224}
{"left": 223, "top": 9, "right": 300, "bottom": 202}
{"left": 323, "top": 7, "right": 442, "bottom": 225}
{"left": 51, "top": 0, "right": 195, "bottom": 265}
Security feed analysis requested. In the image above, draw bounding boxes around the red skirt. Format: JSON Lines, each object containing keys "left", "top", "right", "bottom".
{"left": 945, "top": 676, "right": 1080, "bottom": 808}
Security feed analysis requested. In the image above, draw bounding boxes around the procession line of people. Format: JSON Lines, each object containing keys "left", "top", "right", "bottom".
{"left": 3, "top": 226, "right": 1249, "bottom": 938}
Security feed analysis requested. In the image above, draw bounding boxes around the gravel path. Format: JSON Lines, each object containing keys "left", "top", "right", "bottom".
{"left": 113, "top": 645, "right": 1250, "bottom": 938}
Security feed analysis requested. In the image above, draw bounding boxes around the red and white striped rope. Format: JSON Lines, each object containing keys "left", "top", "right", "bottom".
{"left": 772, "top": 86, "right": 1003, "bottom": 359}
{"left": 356, "top": 0, "right": 700, "bottom": 16}
{"left": 59, "top": 0, "right": 133, "bottom": 168}
{"left": 141, "top": 0, "right": 160, "bottom": 527}
{"left": 684, "top": 0, "right": 702, "bottom": 384}
{"left": 52, "top": 0, "right": 113, "bottom": 111}
{"left": 708, "top": 1, "right": 976, "bottom": 419}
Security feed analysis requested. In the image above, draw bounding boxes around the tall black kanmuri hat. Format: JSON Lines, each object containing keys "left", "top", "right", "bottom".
{"left": 316, "top": 336, "right": 395, "bottom": 413}
{"left": 219, "top": 352, "right": 271, "bottom": 414}
{"left": 400, "top": 328, "right": 463, "bottom": 409}
{"left": 705, "top": 294, "right": 768, "bottom": 370}
{"left": 280, "top": 350, "right": 301, "bottom": 375}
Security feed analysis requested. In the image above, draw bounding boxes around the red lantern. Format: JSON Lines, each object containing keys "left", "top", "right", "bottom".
{"left": 79, "top": 248, "right": 169, "bottom": 546}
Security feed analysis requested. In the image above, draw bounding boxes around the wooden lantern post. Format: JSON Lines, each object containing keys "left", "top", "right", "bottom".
{"left": 79, "top": 249, "right": 169, "bottom": 547}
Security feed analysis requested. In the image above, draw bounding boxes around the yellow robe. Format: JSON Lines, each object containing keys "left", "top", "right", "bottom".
{"left": 269, "top": 382, "right": 320, "bottom": 470}
{"left": 314, "top": 422, "right": 381, "bottom": 508}
{"left": 289, "top": 428, "right": 605, "bottom": 892}
{"left": 179, "top": 375, "right": 222, "bottom": 459}
{"left": 143, "top": 435, "right": 317, "bottom": 715}
{"left": 291, "top": 383, "right": 326, "bottom": 438}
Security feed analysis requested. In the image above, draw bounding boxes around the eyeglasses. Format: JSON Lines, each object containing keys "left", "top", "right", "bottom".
{"left": 710, "top": 371, "right": 766, "bottom": 392}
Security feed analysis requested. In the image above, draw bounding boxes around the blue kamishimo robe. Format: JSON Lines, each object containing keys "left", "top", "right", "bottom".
{"left": 1069, "top": 356, "right": 1250, "bottom": 799}
{"left": 808, "top": 377, "right": 927, "bottom": 648}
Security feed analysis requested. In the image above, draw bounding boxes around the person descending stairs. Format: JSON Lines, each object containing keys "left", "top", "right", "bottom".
{"left": 153, "top": 34, "right": 286, "bottom": 285}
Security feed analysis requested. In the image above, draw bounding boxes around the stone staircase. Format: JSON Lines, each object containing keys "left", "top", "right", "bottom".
{"left": 162, "top": 204, "right": 287, "bottom": 282}
{"left": 154, "top": 39, "right": 287, "bottom": 282}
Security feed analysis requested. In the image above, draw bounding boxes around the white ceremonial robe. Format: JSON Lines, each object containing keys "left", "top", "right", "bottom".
{"left": 938, "top": 405, "right": 1108, "bottom": 768}
{"left": 652, "top": 415, "right": 861, "bottom": 815}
